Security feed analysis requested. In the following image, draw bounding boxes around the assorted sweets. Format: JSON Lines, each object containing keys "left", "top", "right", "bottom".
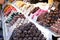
{"left": 15, "top": 1, "right": 25, "bottom": 8}
{"left": 28, "top": 7, "right": 40, "bottom": 16}
{"left": 22, "top": 4, "right": 31, "bottom": 10}
{"left": 37, "top": 9, "right": 60, "bottom": 27}
{"left": 36, "top": 3, "right": 60, "bottom": 34}
{"left": 10, "top": 22, "right": 46, "bottom": 40}
{"left": 3, "top": 1, "right": 60, "bottom": 39}
{"left": 6, "top": 12, "right": 21, "bottom": 23}
{"left": 5, "top": 12, "right": 28, "bottom": 27}
{"left": 50, "top": 19, "right": 60, "bottom": 34}
{"left": 4, "top": 5, "right": 17, "bottom": 16}
{"left": 37, "top": 2, "right": 60, "bottom": 27}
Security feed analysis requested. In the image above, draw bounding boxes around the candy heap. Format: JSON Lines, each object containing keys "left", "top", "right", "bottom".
{"left": 10, "top": 22, "right": 46, "bottom": 40}
{"left": 37, "top": 9, "right": 60, "bottom": 27}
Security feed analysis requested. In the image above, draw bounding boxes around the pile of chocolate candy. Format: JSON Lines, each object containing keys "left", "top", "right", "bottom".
{"left": 37, "top": 9, "right": 60, "bottom": 27}
{"left": 36, "top": 2, "right": 60, "bottom": 34}
{"left": 10, "top": 22, "right": 46, "bottom": 40}
{"left": 37, "top": 2, "right": 60, "bottom": 27}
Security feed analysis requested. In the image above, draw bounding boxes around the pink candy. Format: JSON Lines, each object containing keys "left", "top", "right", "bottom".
{"left": 32, "top": 9, "right": 48, "bottom": 19}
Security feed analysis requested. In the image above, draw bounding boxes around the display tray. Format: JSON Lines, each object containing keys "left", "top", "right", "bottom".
{"left": 2, "top": 2, "right": 60, "bottom": 40}
{"left": 11, "top": 3, "right": 60, "bottom": 37}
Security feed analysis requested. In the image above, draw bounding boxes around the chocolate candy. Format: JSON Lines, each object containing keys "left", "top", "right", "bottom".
{"left": 50, "top": 19, "right": 60, "bottom": 34}
{"left": 37, "top": 9, "right": 60, "bottom": 27}
{"left": 28, "top": 7, "right": 39, "bottom": 16}
{"left": 10, "top": 22, "right": 46, "bottom": 40}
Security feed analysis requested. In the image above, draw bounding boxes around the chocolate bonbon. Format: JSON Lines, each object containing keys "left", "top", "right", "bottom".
{"left": 10, "top": 22, "right": 46, "bottom": 40}
{"left": 37, "top": 9, "right": 60, "bottom": 27}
